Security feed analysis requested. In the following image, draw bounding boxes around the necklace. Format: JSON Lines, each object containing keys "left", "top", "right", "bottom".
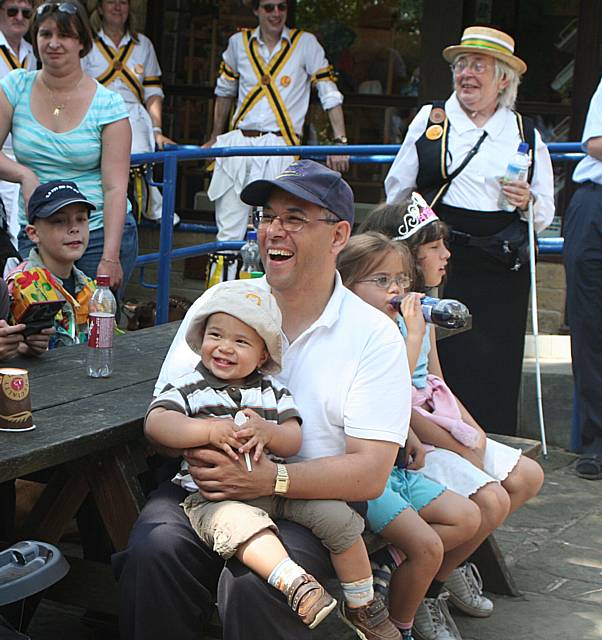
{"left": 40, "top": 72, "right": 85, "bottom": 118}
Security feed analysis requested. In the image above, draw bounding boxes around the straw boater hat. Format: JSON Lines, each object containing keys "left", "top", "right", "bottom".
{"left": 442, "top": 26, "right": 527, "bottom": 76}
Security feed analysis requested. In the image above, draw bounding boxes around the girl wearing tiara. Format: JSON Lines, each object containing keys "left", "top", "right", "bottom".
{"left": 355, "top": 194, "right": 544, "bottom": 640}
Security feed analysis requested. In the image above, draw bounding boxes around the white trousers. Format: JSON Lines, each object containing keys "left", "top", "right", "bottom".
{"left": 207, "top": 130, "right": 294, "bottom": 242}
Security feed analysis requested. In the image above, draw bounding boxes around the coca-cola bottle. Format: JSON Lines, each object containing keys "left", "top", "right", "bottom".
{"left": 87, "top": 275, "right": 117, "bottom": 378}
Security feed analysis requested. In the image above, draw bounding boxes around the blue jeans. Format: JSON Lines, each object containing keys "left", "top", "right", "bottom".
{"left": 18, "top": 213, "right": 139, "bottom": 300}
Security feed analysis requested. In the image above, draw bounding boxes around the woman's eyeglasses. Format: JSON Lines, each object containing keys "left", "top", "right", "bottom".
{"left": 450, "top": 59, "right": 491, "bottom": 75}
{"left": 4, "top": 6, "right": 33, "bottom": 18}
{"left": 357, "top": 274, "right": 411, "bottom": 290}
{"left": 259, "top": 2, "right": 287, "bottom": 13}
{"left": 36, "top": 2, "right": 78, "bottom": 17}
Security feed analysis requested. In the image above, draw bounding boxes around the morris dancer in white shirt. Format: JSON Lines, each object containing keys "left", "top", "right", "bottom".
{"left": 83, "top": 0, "right": 175, "bottom": 222}
{"left": 204, "top": 0, "right": 349, "bottom": 280}
{"left": 0, "top": 0, "right": 34, "bottom": 249}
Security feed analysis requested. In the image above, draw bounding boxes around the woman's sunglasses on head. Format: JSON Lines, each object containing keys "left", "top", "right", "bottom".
{"left": 4, "top": 6, "right": 33, "bottom": 18}
{"left": 36, "top": 2, "right": 78, "bottom": 16}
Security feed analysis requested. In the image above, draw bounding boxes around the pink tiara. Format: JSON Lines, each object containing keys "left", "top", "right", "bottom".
{"left": 393, "top": 192, "right": 439, "bottom": 240}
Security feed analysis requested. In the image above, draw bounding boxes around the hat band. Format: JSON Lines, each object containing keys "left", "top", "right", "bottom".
{"left": 459, "top": 37, "right": 514, "bottom": 56}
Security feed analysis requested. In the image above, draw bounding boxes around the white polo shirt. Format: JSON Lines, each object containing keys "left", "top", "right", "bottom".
{"left": 572, "top": 78, "right": 602, "bottom": 185}
{"left": 155, "top": 273, "right": 410, "bottom": 461}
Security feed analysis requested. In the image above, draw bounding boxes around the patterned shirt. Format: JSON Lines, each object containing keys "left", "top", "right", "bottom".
{"left": 148, "top": 362, "right": 301, "bottom": 492}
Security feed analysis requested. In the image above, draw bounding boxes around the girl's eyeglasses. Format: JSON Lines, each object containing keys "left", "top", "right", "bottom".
{"left": 36, "top": 2, "right": 78, "bottom": 16}
{"left": 5, "top": 6, "right": 33, "bottom": 18}
{"left": 357, "top": 274, "right": 411, "bottom": 290}
{"left": 259, "top": 2, "right": 287, "bottom": 13}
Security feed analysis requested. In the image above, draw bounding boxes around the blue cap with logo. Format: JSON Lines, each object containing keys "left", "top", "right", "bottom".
{"left": 240, "top": 159, "right": 355, "bottom": 225}
{"left": 28, "top": 180, "right": 96, "bottom": 224}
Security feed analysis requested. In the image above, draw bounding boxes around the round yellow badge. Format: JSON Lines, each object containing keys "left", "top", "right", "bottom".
{"left": 426, "top": 125, "right": 443, "bottom": 141}
{"left": 135, "top": 63, "right": 145, "bottom": 75}
{"left": 430, "top": 108, "right": 445, "bottom": 124}
{"left": 280, "top": 75, "right": 291, "bottom": 87}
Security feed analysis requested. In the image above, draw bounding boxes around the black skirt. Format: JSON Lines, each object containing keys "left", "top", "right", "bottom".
{"left": 435, "top": 204, "right": 531, "bottom": 436}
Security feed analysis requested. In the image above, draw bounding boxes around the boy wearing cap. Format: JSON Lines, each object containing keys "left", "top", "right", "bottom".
{"left": 145, "top": 278, "right": 399, "bottom": 638}
{"left": 6, "top": 180, "right": 96, "bottom": 348}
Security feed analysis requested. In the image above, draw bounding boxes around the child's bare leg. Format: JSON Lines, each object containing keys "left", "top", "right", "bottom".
{"left": 330, "top": 537, "right": 372, "bottom": 583}
{"left": 236, "top": 529, "right": 289, "bottom": 580}
{"left": 427, "top": 484, "right": 509, "bottom": 580}
{"left": 379, "top": 508, "right": 443, "bottom": 626}
{"left": 501, "top": 455, "right": 544, "bottom": 514}
{"left": 419, "top": 489, "right": 481, "bottom": 553}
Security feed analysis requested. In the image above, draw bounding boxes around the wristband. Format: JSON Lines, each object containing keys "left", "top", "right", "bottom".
{"left": 100, "top": 256, "right": 119, "bottom": 264}
{"left": 152, "top": 126, "right": 162, "bottom": 134}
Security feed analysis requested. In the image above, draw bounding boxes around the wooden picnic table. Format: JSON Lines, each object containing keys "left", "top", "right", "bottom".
{"left": 0, "top": 322, "right": 180, "bottom": 551}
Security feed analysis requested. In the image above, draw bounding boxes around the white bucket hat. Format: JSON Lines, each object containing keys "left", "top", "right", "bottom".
{"left": 185, "top": 280, "right": 283, "bottom": 375}
{"left": 443, "top": 26, "right": 527, "bottom": 75}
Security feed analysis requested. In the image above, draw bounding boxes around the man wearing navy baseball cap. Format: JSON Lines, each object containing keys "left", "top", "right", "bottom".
{"left": 116, "top": 159, "right": 410, "bottom": 640}
{"left": 5, "top": 180, "right": 97, "bottom": 348}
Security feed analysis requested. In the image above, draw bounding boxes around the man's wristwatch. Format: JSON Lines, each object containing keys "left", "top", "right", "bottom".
{"left": 333, "top": 136, "right": 348, "bottom": 144}
{"left": 274, "top": 463, "right": 290, "bottom": 495}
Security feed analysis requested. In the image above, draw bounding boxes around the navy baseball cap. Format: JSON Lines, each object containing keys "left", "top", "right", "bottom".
{"left": 28, "top": 180, "right": 96, "bottom": 224}
{"left": 240, "top": 159, "right": 355, "bottom": 225}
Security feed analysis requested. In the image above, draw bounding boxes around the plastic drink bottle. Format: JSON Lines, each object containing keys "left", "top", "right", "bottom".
{"left": 390, "top": 295, "right": 470, "bottom": 329}
{"left": 498, "top": 142, "right": 530, "bottom": 212}
{"left": 87, "top": 275, "right": 117, "bottom": 378}
{"left": 239, "top": 230, "right": 262, "bottom": 279}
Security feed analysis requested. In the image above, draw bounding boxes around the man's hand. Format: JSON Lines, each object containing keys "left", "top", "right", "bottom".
{"left": 19, "top": 327, "right": 54, "bottom": 356}
{"left": 97, "top": 258, "right": 123, "bottom": 292}
{"left": 0, "top": 320, "right": 25, "bottom": 359}
{"left": 207, "top": 419, "right": 242, "bottom": 462}
{"left": 326, "top": 154, "right": 349, "bottom": 173}
{"left": 184, "top": 446, "right": 276, "bottom": 501}
{"left": 234, "top": 408, "right": 276, "bottom": 461}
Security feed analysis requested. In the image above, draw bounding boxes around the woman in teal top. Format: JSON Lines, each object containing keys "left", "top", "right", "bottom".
{"left": 0, "top": 1, "right": 134, "bottom": 293}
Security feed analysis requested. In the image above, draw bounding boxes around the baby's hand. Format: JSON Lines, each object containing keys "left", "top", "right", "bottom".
{"left": 234, "top": 408, "right": 275, "bottom": 461}
{"left": 208, "top": 419, "right": 241, "bottom": 462}
{"left": 400, "top": 292, "right": 426, "bottom": 337}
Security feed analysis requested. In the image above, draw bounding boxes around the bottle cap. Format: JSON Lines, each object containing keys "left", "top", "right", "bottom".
{"left": 250, "top": 271, "right": 264, "bottom": 278}
{"left": 247, "top": 230, "right": 257, "bottom": 241}
{"left": 96, "top": 275, "right": 110, "bottom": 287}
{"left": 518, "top": 142, "right": 529, "bottom": 153}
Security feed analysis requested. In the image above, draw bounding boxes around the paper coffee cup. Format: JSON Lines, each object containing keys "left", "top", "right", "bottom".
{"left": 0, "top": 368, "right": 35, "bottom": 432}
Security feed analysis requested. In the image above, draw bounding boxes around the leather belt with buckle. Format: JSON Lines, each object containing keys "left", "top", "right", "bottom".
{"left": 240, "top": 130, "right": 284, "bottom": 137}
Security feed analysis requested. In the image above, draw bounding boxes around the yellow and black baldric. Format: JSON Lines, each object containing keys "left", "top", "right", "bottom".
{"left": 95, "top": 37, "right": 145, "bottom": 103}
{"left": 0, "top": 45, "right": 27, "bottom": 70}
{"left": 232, "top": 29, "right": 303, "bottom": 146}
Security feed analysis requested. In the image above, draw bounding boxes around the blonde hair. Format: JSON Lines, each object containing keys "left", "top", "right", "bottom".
{"left": 88, "top": 0, "right": 138, "bottom": 40}
{"left": 337, "top": 232, "right": 413, "bottom": 289}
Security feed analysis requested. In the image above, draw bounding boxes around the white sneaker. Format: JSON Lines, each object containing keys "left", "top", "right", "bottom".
{"left": 413, "top": 593, "right": 462, "bottom": 640}
{"left": 445, "top": 562, "right": 494, "bottom": 618}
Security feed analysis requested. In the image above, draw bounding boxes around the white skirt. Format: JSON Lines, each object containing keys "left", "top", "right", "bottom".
{"left": 420, "top": 438, "right": 522, "bottom": 498}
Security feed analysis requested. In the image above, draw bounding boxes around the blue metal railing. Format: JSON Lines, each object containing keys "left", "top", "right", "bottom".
{"left": 131, "top": 142, "right": 583, "bottom": 323}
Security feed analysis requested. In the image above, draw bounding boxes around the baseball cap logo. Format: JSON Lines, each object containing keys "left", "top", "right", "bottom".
{"left": 245, "top": 293, "right": 262, "bottom": 306}
{"left": 276, "top": 161, "right": 305, "bottom": 180}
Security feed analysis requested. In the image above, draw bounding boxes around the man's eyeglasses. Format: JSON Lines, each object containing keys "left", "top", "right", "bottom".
{"left": 357, "top": 274, "right": 411, "bottom": 290}
{"left": 259, "top": 2, "right": 287, "bottom": 13}
{"left": 254, "top": 210, "right": 338, "bottom": 233}
{"left": 4, "top": 6, "right": 33, "bottom": 18}
{"left": 450, "top": 59, "right": 491, "bottom": 75}
{"left": 36, "top": 2, "right": 77, "bottom": 17}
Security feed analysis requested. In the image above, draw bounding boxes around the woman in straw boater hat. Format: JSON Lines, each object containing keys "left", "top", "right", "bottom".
{"left": 382, "top": 26, "right": 554, "bottom": 639}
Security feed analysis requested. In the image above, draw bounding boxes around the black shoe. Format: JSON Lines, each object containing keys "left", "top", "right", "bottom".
{"left": 576, "top": 453, "right": 602, "bottom": 480}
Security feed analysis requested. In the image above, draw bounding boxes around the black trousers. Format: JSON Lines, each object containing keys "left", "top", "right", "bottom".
{"left": 436, "top": 205, "right": 531, "bottom": 436}
{"left": 112, "top": 480, "right": 335, "bottom": 640}
{"left": 564, "top": 182, "right": 602, "bottom": 453}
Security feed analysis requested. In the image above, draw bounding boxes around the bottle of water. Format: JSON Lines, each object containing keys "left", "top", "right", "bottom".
{"left": 87, "top": 275, "right": 117, "bottom": 378}
{"left": 239, "top": 230, "right": 262, "bottom": 279}
{"left": 498, "top": 142, "right": 530, "bottom": 212}
{"left": 390, "top": 295, "right": 470, "bottom": 329}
